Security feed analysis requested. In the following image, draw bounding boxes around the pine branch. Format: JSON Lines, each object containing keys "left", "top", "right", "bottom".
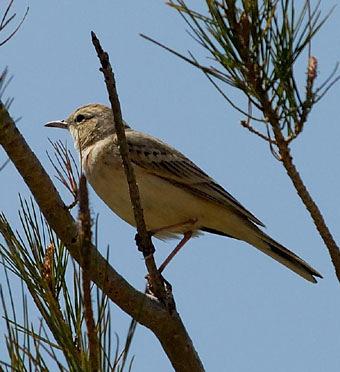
{"left": 154, "top": 0, "right": 340, "bottom": 282}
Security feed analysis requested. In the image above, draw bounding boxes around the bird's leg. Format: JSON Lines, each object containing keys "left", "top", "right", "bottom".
{"left": 147, "top": 218, "right": 197, "bottom": 272}
{"left": 158, "top": 231, "right": 193, "bottom": 273}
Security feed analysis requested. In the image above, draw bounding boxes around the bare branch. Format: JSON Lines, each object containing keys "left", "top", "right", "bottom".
{"left": 90, "top": 31, "right": 172, "bottom": 307}
{"left": 0, "top": 2, "right": 29, "bottom": 47}
{"left": 259, "top": 93, "right": 340, "bottom": 281}
{"left": 240, "top": 120, "right": 276, "bottom": 144}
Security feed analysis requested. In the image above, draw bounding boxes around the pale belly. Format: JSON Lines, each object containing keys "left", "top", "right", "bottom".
{"left": 82, "top": 141, "right": 250, "bottom": 241}
{"left": 82, "top": 145, "right": 209, "bottom": 238}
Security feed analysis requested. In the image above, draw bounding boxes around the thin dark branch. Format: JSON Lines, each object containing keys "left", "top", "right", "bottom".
{"left": 258, "top": 90, "right": 340, "bottom": 281}
{"left": 90, "top": 31, "right": 173, "bottom": 307}
{"left": 240, "top": 120, "right": 276, "bottom": 144}
{"left": 0, "top": 0, "right": 15, "bottom": 30}
{"left": 0, "top": 6, "right": 29, "bottom": 47}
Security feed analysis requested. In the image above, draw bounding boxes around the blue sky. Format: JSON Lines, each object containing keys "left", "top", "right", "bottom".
{"left": 1, "top": 1, "right": 340, "bottom": 371}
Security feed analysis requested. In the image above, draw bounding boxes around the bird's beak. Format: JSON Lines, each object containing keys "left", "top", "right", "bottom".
{"left": 44, "top": 120, "right": 68, "bottom": 129}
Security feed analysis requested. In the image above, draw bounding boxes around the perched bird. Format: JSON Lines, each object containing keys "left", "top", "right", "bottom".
{"left": 45, "top": 103, "right": 322, "bottom": 283}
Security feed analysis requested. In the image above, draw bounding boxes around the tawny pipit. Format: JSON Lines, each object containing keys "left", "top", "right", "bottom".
{"left": 46, "top": 103, "right": 322, "bottom": 283}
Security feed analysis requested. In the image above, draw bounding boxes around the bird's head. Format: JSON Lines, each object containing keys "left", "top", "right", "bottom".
{"left": 45, "top": 103, "right": 130, "bottom": 150}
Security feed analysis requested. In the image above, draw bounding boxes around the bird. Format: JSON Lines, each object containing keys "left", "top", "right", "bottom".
{"left": 45, "top": 103, "right": 322, "bottom": 283}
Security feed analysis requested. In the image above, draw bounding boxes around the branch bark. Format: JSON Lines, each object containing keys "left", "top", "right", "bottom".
{"left": 0, "top": 102, "right": 204, "bottom": 370}
{"left": 78, "top": 175, "right": 99, "bottom": 371}
{"left": 91, "top": 31, "right": 171, "bottom": 307}
{"left": 259, "top": 95, "right": 340, "bottom": 282}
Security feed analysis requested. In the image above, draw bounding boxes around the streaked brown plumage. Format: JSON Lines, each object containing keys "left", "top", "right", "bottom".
{"left": 45, "top": 103, "right": 322, "bottom": 283}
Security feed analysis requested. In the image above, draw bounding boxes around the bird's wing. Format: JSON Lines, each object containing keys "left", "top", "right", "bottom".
{"left": 124, "top": 130, "right": 265, "bottom": 227}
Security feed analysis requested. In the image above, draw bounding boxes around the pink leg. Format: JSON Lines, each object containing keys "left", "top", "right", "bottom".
{"left": 158, "top": 231, "right": 193, "bottom": 273}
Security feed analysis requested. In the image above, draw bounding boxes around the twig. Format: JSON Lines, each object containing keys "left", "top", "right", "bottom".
{"left": 0, "top": 4, "right": 29, "bottom": 47}
{"left": 90, "top": 31, "right": 172, "bottom": 307}
{"left": 240, "top": 120, "right": 276, "bottom": 144}
{"left": 259, "top": 93, "right": 340, "bottom": 282}
{"left": 78, "top": 175, "right": 99, "bottom": 372}
{"left": 47, "top": 140, "right": 79, "bottom": 208}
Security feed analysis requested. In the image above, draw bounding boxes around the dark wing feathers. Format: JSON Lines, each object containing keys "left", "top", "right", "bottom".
{"left": 125, "top": 131, "right": 265, "bottom": 227}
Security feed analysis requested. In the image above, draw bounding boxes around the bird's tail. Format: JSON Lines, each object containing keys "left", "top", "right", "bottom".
{"left": 248, "top": 230, "right": 322, "bottom": 283}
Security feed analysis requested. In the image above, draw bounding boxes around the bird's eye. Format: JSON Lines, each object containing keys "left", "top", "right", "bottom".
{"left": 75, "top": 114, "right": 85, "bottom": 123}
